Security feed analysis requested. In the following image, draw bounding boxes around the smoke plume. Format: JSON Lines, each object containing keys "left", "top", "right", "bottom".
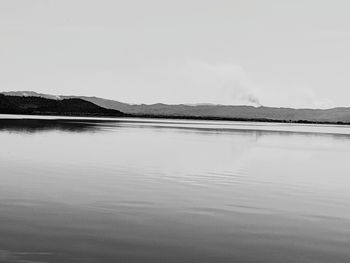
{"left": 147, "top": 59, "right": 261, "bottom": 106}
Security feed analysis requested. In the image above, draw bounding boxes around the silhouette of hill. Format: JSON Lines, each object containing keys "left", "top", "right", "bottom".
{"left": 0, "top": 94, "right": 125, "bottom": 117}
{"left": 2, "top": 91, "right": 350, "bottom": 124}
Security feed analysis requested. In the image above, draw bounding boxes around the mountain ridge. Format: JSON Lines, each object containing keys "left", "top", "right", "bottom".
{"left": 2, "top": 91, "right": 350, "bottom": 123}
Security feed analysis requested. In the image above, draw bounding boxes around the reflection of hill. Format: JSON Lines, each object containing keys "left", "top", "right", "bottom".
{"left": 0, "top": 95, "right": 125, "bottom": 117}
{"left": 1, "top": 118, "right": 350, "bottom": 140}
{"left": 0, "top": 119, "right": 107, "bottom": 133}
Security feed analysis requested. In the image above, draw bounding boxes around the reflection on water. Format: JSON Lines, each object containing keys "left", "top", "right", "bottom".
{"left": 1, "top": 116, "right": 350, "bottom": 263}
{"left": 0, "top": 119, "right": 106, "bottom": 133}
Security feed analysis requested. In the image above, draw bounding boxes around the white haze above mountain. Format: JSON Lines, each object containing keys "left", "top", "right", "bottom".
{"left": 69, "top": 59, "right": 334, "bottom": 109}
{"left": 0, "top": 58, "right": 333, "bottom": 109}
{"left": 132, "top": 60, "right": 261, "bottom": 107}
{"left": 38, "top": 59, "right": 330, "bottom": 109}
{"left": 136, "top": 60, "right": 333, "bottom": 109}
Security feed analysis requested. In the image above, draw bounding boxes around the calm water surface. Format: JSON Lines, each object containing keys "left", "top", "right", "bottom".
{"left": 0, "top": 116, "right": 350, "bottom": 262}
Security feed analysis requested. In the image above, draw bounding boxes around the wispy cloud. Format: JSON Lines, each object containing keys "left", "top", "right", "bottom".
{"left": 182, "top": 60, "right": 261, "bottom": 106}
{"left": 257, "top": 84, "right": 335, "bottom": 109}
{"left": 141, "top": 59, "right": 261, "bottom": 106}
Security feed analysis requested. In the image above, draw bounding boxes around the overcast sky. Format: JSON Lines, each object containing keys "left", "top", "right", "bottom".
{"left": 1, "top": 0, "right": 349, "bottom": 108}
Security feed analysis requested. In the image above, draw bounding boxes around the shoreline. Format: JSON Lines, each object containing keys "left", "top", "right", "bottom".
{"left": 1, "top": 112, "right": 350, "bottom": 126}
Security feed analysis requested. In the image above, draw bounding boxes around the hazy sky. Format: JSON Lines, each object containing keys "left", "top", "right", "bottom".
{"left": 1, "top": 0, "right": 350, "bottom": 108}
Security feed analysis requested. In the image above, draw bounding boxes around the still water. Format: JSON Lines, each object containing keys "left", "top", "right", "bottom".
{"left": 0, "top": 116, "right": 350, "bottom": 263}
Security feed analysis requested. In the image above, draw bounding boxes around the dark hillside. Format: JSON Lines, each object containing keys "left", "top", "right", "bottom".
{"left": 0, "top": 94, "right": 125, "bottom": 117}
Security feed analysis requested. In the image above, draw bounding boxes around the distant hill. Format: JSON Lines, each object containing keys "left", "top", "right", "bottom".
{"left": 0, "top": 94, "right": 125, "bottom": 117}
{"left": 65, "top": 95, "right": 350, "bottom": 124}
{"left": 2, "top": 91, "right": 350, "bottom": 124}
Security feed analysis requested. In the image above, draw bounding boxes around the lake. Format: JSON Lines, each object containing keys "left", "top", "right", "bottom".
{"left": 1, "top": 115, "right": 350, "bottom": 263}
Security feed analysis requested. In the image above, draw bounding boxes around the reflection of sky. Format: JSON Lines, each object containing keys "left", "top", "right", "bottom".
{"left": 1, "top": 118, "right": 350, "bottom": 206}
{"left": 1, "top": 118, "right": 350, "bottom": 219}
{"left": 1, "top": 118, "right": 350, "bottom": 262}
